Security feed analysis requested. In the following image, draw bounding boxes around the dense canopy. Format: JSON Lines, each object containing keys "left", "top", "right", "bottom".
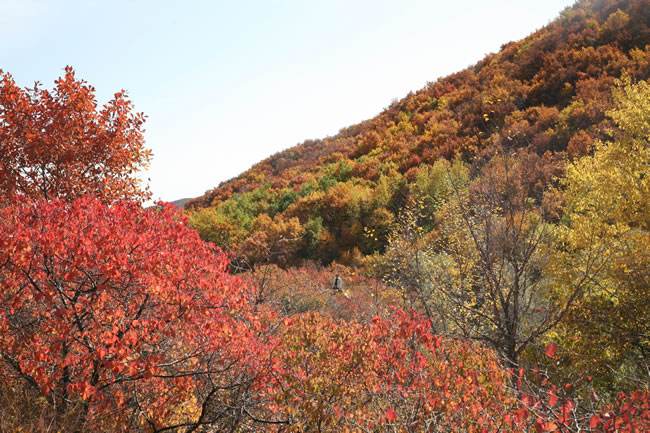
{"left": 0, "top": 0, "right": 649, "bottom": 432}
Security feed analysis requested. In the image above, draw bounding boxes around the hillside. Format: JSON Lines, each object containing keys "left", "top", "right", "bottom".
{"left": 1, "top": 1, "right": 649, "bottom": 430}
{"left": 187, "top": 0, "right": 649, "bottom": 266}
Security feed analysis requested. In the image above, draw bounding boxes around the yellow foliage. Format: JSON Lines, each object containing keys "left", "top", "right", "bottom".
{"left": 550, "top": 78, "right": 650, "bottom": 389}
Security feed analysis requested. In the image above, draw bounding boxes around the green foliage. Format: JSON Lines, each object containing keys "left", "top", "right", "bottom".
{"left": 217, "top": 185, "right": 275, "bottom": 228}
{"left": 187, "top": 206, "right": 246, "bottom": 248}
{"left": 272, "top": 188, "right": 299, "bottom": 215}
{"left": 410, "top": 158, "right": 469, "bottom": 230}
{"left": 301, "top": 216, "right": 324, "bottom": 258}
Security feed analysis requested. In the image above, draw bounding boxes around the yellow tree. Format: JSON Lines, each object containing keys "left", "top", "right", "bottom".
{"left": 550, "top": 78, "right": 650, "bottom": 390}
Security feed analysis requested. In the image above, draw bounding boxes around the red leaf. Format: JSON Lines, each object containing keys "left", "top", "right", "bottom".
{"left": 545, "top": 342, "right": 558, "bottom": 359}
{"left": 589, "top": 415, "right": 601, "bottom": 429}
{"left": 544, "top": 421, "right": 558, "bottom": 432}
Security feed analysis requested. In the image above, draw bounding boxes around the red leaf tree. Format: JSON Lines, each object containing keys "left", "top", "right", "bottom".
{"left": 0, "top": 67, "right": 151, "bottom": 203}
{"left": 0, "top": 197, "right": 271, "bottom": 432}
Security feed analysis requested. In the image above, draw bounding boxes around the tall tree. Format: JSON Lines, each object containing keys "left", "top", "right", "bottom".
{"left": 379, "top": 152, "right": 573, "bottom": 368}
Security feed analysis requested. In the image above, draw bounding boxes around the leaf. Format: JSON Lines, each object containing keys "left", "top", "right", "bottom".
{"left": 545, "top": 342, "right": 558, "bottom": 359}
{"left": 385, "top": 407, "right": 397, "bottom": 422}
{"left": 544, "top": 421, "right": 558, "bottom": 432}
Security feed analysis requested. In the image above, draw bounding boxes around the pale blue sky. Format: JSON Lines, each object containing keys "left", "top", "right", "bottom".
{"left": 1, "top": 0, "right": 575, "bottom": 201}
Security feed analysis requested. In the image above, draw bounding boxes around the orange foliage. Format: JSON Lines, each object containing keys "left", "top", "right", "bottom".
{"left": 0, "top": 67, "right": 150, "bottom": 203}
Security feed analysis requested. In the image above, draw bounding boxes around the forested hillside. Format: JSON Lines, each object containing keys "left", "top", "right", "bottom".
{"left": 0, "top": 0, "right": 648, "bottom": 431}
{"left": 188, "top": 0, "right": 649, "bottom": 267}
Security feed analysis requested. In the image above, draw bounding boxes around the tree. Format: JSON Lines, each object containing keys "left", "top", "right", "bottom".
{"left": 379, "top": 151, "right": 577, "bottom": 369}
{"left": 0, "top": 197, "right": 270, "bottom": 432}
{"left": 369, "top": 198, "right": 441, "bottom": 329}
{"left": 0, "top": 67, "right": 150, "bottom": 203}
{"left": 238, "top": 214, "right": 305, "bottom": 268}
{"left": 435, "top": 152, "right": 582, "bottom": 369}
{"left": 549, "top": 78, "right": 650, "bottom": 389}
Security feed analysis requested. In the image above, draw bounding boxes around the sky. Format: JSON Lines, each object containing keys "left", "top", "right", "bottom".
{"left": 1, "top": 0, "right": 575, "bottom": 202}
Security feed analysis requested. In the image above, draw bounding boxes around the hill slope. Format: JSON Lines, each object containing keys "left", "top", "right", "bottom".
{"left": 187, "top": 0, "right": 649, "bottom": 265}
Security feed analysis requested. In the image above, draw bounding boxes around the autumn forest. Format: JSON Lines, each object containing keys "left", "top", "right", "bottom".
{"left": 0, "top": 0, "right": 649, "bottom": 431}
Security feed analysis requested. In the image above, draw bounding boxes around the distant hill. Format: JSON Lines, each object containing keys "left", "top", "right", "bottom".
{"left": 170, "top": 198, "right": 193, "bottom": 209}
{"left": 187, "top": 0, "right": 650, "bottom": 265}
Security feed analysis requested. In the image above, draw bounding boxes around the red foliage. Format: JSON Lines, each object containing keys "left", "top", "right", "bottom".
{"left": 265, "top": 310, "right": 516, "bottom": 432}
{"left": 510, "top": 383, "right": 650, "bottom": 433}
{"left": 0, "top": 197, "right": 646, "bottom": 431}
{"left": 248, "top": 263, "right": 398, "bottom": 321}
{"left": 0, "top": 67, "right": 150, "bottom": 203}
{"left": 261, "top": 311, "right": 649, "bottom": 432}
{"left": 545, "top": 342, "right": 559, "bottom": 359}
{"left": 0, "top": 197, "right": 268, "bottom": 431}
